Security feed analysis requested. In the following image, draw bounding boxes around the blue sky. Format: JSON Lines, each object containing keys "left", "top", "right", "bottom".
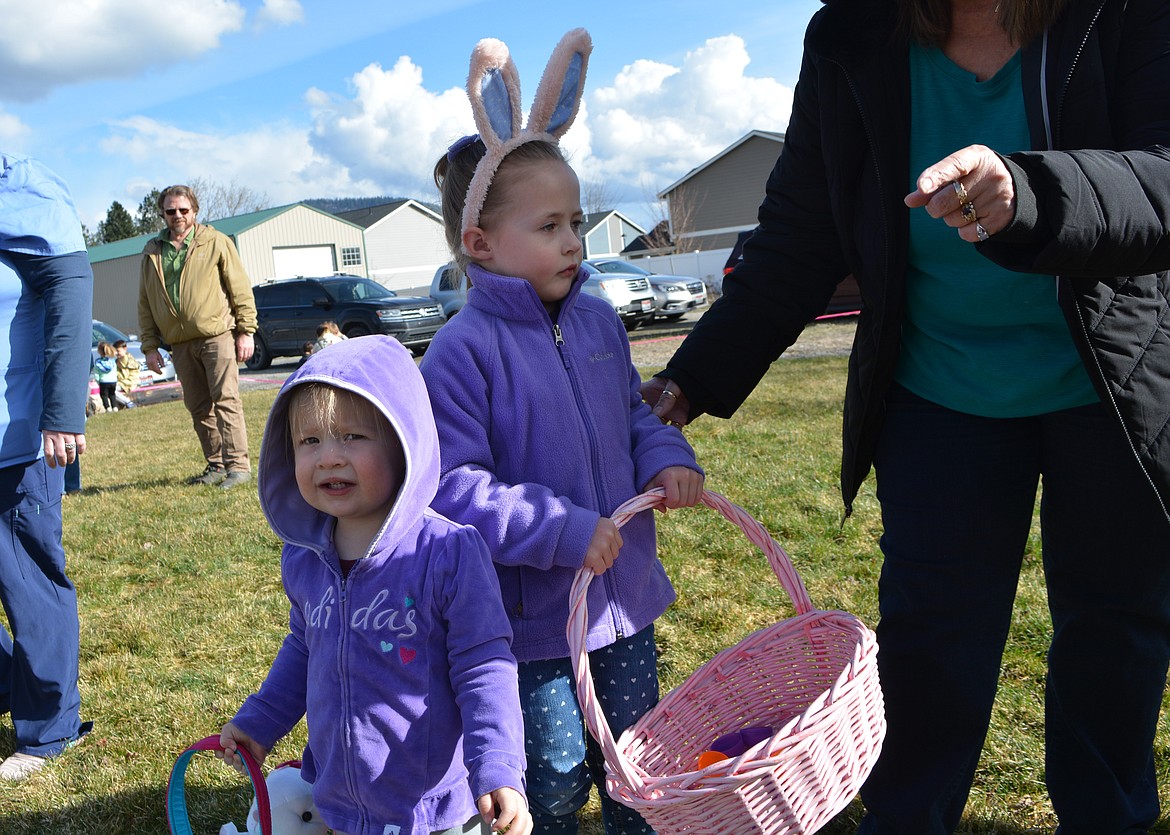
{"left": 1, "top": 0, "right": 822, "bottom": 231}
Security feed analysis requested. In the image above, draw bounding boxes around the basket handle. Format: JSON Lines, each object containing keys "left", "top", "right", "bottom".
{"left": 568, "top": 488, "right": 814, "bottom": 797}
{"left": 167, "top": 735, "right": 272, "bottom": 835}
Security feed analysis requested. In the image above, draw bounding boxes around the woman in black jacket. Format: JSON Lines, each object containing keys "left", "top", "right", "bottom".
{"left": 647, "top": 0, "right": 1170, "bottom": 832}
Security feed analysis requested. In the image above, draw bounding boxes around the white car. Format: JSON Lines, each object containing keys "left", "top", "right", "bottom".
{"left": 585, "top": 259, "right": 707, "bottom": 320}
{"left": 91, "top": 320, "right": 176, "bottom": 386}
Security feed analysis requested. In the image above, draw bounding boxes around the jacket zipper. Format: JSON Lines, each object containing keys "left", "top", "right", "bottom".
{"left": 551, "top": 321, "right": 623, "bottom": 638}
{"left": 334, "top": 564, "right": 368, "bottom": 830}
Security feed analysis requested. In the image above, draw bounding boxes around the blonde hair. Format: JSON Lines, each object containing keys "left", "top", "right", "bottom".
{"left": 287, "top": 384, "right": 394, "bottom": 447}
{"left": 434, "top": 139, "right": 566, "bottom": 273}
{"left": 96, "top": 341, "right": 115, "bottom": 358}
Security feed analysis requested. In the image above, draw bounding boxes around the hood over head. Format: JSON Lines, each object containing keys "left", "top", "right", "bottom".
{"left": 258, "top": 335, "right": 439, "bottom": 556}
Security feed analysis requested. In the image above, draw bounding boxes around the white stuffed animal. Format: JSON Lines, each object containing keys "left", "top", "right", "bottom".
{"left": 219, "top": 761, "right": 329, "bottom": 835}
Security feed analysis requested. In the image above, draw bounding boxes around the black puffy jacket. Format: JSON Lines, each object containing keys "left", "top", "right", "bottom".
{"left": 664, "top": 0, "right": 1170, "bottom": 524}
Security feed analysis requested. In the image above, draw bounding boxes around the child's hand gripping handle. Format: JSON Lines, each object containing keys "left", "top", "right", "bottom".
{"left": 167, "top": 735, "right": 272, "bottom": 835}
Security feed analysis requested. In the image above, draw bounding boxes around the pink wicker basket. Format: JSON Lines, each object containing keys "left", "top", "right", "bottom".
{"left": 568, "top": 488, "right": 885, "bottom": 834}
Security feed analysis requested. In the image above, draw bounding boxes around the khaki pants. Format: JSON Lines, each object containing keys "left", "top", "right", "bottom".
{"left": 170, "top": 331, "right": 250, "bottom": 473}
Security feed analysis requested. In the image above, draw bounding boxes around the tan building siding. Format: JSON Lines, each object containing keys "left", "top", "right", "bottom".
{"left": 238, "top": 205, "right": 366, "bottom": 282}
{"left": 93, "top": 254, "right": 148, "bottom": 335}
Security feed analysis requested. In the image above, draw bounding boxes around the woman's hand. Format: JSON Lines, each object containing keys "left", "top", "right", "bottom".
{"left": 641, "top": 377, "right": 691, "bottom": 428}
{"left": 905, "top": 144, "right": 1015, "bottom": 243}
{"left": 42, "top": 430, "right": 84, "bottom": 469}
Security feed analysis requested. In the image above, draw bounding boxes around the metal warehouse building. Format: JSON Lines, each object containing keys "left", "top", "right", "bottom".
{"left": 88, "top": 202, "right": 367, "bottom": 335}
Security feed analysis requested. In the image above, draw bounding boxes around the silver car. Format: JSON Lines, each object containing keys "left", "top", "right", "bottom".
{"left": 585, "top": 259, "right": 706, "bottom": 321}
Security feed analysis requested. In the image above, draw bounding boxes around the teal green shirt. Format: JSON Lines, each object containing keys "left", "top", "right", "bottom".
{"left": 158, "top": 228, "right": 193, "bottom": 314}
{"left": 895, "top": 44, "right": 1097, "bottom": 417}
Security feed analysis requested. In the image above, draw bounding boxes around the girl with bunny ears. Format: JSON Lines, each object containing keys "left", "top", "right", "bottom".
{"left": 422, "top": 29, "right": 705, "bottom": 835}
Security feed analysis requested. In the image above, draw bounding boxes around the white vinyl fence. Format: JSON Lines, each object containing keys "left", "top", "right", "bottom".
{"left": 635, "top": 249, "right": 734, "bottom": 296}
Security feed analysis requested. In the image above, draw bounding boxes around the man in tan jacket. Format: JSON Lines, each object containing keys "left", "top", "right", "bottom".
{"left": 139, "top": 185, "right": 257, "bottom": 489}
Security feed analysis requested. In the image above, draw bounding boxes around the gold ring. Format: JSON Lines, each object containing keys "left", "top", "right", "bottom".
{"left": 659, "top": 389, "right": 676, "bottom": 399}
{"left": 952, "top": 181, "right": 968, "bottom": 203}
{"left": 961, "top": 202, "right": 978, "bottom": 224}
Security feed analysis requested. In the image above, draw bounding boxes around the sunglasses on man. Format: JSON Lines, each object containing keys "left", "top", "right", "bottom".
{"left": 164, "top": 208, "right": 191, "bottom": 216}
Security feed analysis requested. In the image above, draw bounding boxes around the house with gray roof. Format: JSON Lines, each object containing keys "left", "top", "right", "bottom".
{"left": 335, "top": 199, "right": 449, "bottom": 295}
{"left": 580, "top": 210, "right": 645, "bottom": 259}
{"left": 657, "top": 130, "right": 785, "bottom": 252}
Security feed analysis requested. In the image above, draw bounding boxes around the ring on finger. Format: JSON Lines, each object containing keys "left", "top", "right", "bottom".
{"left": 659, "top": 389, "right": 677, "bottom": 400}
{"left": 961, "top": 202, "right": 978, "bottom": 224}
{"left": 952, "top": 180, "right": 969, "bottom": 204}
{"left": 975, "top": 221, "right": 990, "bottom": 242}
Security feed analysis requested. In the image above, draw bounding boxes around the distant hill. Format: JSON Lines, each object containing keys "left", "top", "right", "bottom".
{"left": 304, "top": 196, "right": 407, "bottom": 215}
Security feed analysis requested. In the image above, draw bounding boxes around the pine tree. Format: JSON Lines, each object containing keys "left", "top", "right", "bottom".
{"left": 96, "top": 201, "right": 137, "bottom": 244}
{"left": 135, "top": 189, "right": 163, "bottom": 236}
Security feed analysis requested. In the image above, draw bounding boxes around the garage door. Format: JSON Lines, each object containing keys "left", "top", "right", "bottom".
{"left": 272, "top": 246, "right": 336, "bottom": 278}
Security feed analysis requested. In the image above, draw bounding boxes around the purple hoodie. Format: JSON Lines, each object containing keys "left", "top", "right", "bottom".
{"left": 421, "top": 265, "right": 702, "bottom": 662}
{"left": 232, "top": 335, "right": 525, "bottom": 835}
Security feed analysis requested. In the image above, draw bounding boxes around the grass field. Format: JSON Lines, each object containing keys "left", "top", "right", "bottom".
{"left": 0, "top": 352, "right": 1166, "bottom": 833}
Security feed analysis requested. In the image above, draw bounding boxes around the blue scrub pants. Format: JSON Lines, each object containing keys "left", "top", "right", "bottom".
{"left": 857, "top": 386, "right": 1170, "bottom": 835}
{"left": 0, "top": 457, "right": 85, "bottom": 757}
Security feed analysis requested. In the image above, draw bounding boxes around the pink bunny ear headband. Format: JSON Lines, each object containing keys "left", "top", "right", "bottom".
{"left": 451, "top": 27, "right": 592, "bottom": 249}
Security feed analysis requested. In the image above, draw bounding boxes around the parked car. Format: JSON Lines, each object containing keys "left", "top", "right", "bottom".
{"left": 721, "top": 230, "right": 863, "bottom": 316}
{"left": 246, "top": 275, "right": 446, "bottom": 369}
{"left": 579, "top": 262, "right": 655, "bottom": 331}
{"left": 428, "top": 261, "right": 656, "bottom": 331}
{"left": 586, "top": 258, "right": 707, "bottom": 320}
{"left": 91, "top": 319, "right": 176, "bottom": 386}
{"left": 429, "top": 263, "right": 468, "bottom": 318}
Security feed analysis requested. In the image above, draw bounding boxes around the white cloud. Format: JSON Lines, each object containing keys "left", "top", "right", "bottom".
{"left": 577, "top": 35, "right": 793, "bottom": 198}
{"left": 306, "top": 56, "right": 473, "bottom": 200}
{"left": 0, "top": 0, "right": 246, "bottom": 101}
{"left": 297, "top": 35, "right": 791, "bottom": 223}
{"left": 101, "top": 115, "right": 376, "bottom": 211}
{"left": 256, "top": 0, "right": 304, "bottom": 28}
{"left": 0, "top": 109, "right": 30, "bottom": 145}
{"left": 87, "top": 33, "right": 795, "bottom": 230}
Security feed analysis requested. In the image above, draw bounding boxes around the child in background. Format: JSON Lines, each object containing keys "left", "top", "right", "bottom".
{"left": 421, "top": 30, "right": 703, "bottom": 835}
{"left": 311, "top": 320, "right": 346, "bottom": 355}
{"left": 113, "top": 339, "right": 140, "bottom": 406}
{"left": 93, "top": 341, "right": 118, "bottom": 412}
{"left": 219, "top": 335, "right": 531, "bottom": 835}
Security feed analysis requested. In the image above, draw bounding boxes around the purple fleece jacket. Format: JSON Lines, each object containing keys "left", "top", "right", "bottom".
{"left": 420, "top": 265, "right": 702, "bottom": 662}
{"left": 232, "top": 335, "right": 525, "bottom": 835}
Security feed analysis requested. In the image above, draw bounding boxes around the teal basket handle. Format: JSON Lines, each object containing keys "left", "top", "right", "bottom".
{"left": 167, "top": 735, "right": 272, "bottom": 835}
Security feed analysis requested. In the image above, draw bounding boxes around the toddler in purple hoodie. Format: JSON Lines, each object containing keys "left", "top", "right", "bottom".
{"left": 219, "top": 335, "right": 531, "bottom": 835}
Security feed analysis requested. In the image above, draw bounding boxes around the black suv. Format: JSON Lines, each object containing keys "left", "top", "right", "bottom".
{"left": 246, "top": 275, "right": 446, "bottom": 369}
